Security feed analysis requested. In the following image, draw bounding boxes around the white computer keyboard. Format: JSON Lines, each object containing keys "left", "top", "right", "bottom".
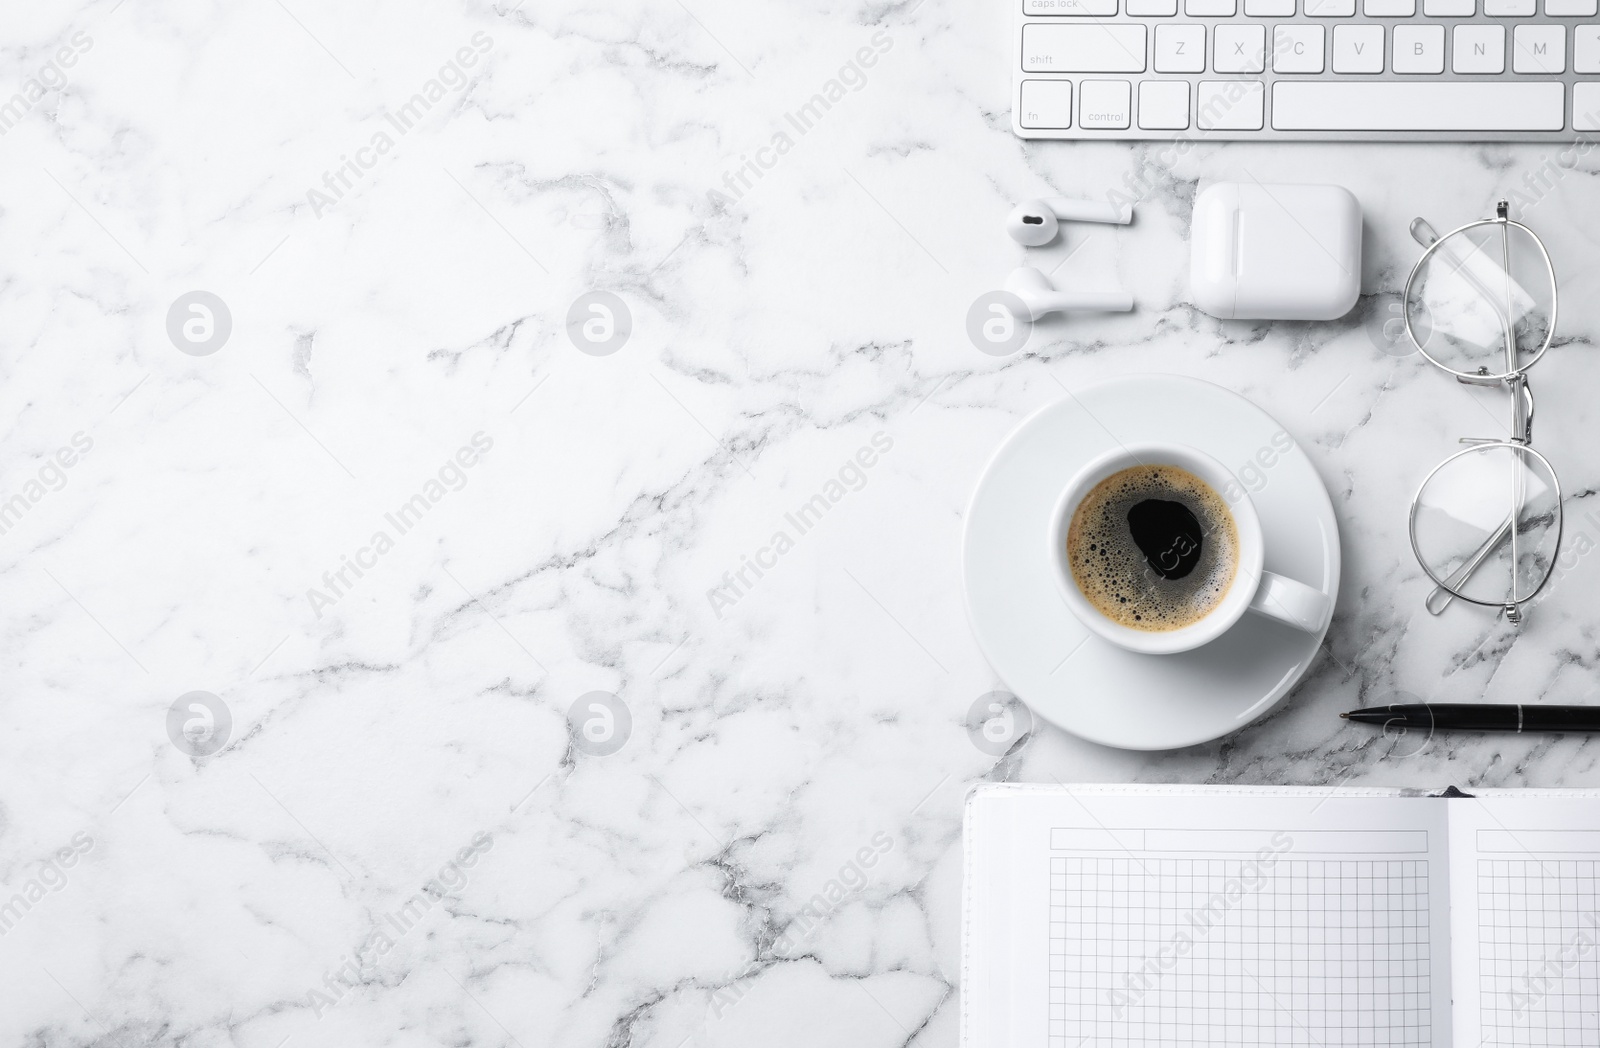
{"left": 1014, "top": 0, "right": 1600, "bottom": 138}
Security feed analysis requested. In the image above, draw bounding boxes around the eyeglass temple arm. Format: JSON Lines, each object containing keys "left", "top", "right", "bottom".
{"left": 1496, "top": 201, "right": 1518, "bottom": 379}
{"left": 1409, "top": 218, "right": 1439, "bottom": 246}
{"left": 1425, "top": 514, "right": 1513, "bottom": 615}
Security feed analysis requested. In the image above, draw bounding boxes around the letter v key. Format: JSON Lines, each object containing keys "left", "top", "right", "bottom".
{"left": 1334, "top": 24, "right": 1384, "bottom": 73}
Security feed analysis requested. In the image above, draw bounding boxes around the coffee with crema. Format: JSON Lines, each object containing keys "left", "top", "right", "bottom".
{"left": 1066, "top": 464, "right": 1239, "bottom": 631}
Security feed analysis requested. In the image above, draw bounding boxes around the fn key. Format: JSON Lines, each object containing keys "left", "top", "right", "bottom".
{"left": 1020, "top": 80, "right": 1073, "bottom": 128}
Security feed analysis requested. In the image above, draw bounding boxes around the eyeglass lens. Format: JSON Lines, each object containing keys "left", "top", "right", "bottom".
{"left": 1405, "top": 221, "right": 1554, "bottom": 379}
{"left": 1413, "top": 443, "right": 1560, "bottom": 607}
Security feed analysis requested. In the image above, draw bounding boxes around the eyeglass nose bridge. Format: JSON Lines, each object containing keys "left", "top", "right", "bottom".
{"left": 1453, "top": 373, "right": 1536, "bottom": 447}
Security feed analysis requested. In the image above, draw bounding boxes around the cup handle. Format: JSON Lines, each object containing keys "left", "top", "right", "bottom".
{"left": 1247, "top": 571, "right": 1333, "bottom": 634}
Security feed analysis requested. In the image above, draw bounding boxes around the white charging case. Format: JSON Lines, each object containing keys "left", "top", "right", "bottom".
{"left": 1190, "top": 182, "right": 1362, "bottom": 321}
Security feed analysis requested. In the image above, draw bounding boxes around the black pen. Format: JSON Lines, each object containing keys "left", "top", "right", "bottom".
{"left": 1342, "top": 704, "right": 1600, "bottom": 734}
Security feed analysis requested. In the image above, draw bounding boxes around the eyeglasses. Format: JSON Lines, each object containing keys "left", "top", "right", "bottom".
{"left": 1402, "top": 200, "right": 1563, "bottom": 624}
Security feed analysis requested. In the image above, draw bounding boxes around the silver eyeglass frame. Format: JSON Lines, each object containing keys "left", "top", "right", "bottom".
{"left": 1400, "top": 200, "right": 1564, "bottom": 624}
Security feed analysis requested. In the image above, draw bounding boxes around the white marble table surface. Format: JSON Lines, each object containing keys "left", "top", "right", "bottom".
{"left": 4, "top": 0, "right": 1600, "bottom": 1045}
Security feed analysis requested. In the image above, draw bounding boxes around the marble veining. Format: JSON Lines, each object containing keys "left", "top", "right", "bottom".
{"left": 3, "top": 0, "right": 1600, "bottom": 1045}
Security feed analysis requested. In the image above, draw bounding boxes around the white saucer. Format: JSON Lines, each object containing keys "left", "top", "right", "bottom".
{"left": 962, "top": 375, "right": 1341, "bottom": 751}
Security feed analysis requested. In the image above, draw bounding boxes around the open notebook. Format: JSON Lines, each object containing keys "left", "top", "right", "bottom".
{"left": 963, "top": 784, "right": 1600, "bottom": 1048}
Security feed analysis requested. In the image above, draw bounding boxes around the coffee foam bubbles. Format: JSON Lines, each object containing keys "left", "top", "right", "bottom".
{"left": 1066, "top": 464, "right": 1239, "bottom": 631}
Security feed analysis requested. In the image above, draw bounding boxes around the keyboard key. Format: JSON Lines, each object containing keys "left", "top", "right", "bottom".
{"left": 1198, "top": 80, "right": 1265, "bottom": 128}
{"left": 1247, "top": 0, "right": 1296, "bottom": 12}
{"left": 1187, "top": 0, "right": 1237, "bottom": 13}
{"left": 1139, "top": 80, "right": 1191, "bottom": 129}
{"left": 1080, "top": 79, "right": 1133, "bottom": 128}
{"left": 1126, "top": 0, "right": 1180, "bottom": 12}
{"left": 1393, "top": 24, "right": 1444, "bottom": 72}
{"left": 1424, "top": 0, "right": 1474, "bottom": 13}
{"left": 1453, "top": 24, "right": 1505, "bottom": 72}
{"left": 1020, "top": 80, "right": 1074, "bottom": 128}
{"left": 1305, "top": 0, "right": 1357, "bottom": 15}
{"left": 1576, "top": 83, "right": 1600, "bottom": 128}
{"left": 1577, "top": 25, "right": 1600, "bottom": 72}
{"left": 1547, "top": 0, "right": 1597, "bottom": 12}
{"left": 1272, "top": 81, "right": 1564, "bottom": 130}
{"left": 1022, "top": 24, "right": 1149, "bottom": 72}
{"left": 1333, "top": 24, "right": 1385, "bottom": 71}
{"left": 1275, "top": 25, "right": 1327, "bottom": 71}
{"left": 1155, "top": 24, "right": 1207, "bottom": 71}
{"left": 1484, "top": 0, "right": 1536, "bottom": 12}
{"left": 1365, "top": 0, "right": 1415, "bottom": 12}
{"left": 1216, "top": 24, "right": 1267, "bottom": 72}
{"left": 1024, "top": 0, "right": 1119, "bottom": 11}
{"left": 1514, "top": 25, "right": 1565, "bottom": 72}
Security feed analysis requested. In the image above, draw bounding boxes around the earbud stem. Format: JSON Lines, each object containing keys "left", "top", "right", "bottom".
{"left": 1048, "top": 289, "right": 1134, "bottom": 313}
{"left": 1046, "top": 198, "right": 1133, "bottom": 225}
{"left": 1004, "top": 267, "right": 1133, "bottom": 320}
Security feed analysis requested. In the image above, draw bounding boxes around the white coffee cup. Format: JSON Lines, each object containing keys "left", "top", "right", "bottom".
{"left": 1047, "top": 442, "right": 1332, "bottom": 654}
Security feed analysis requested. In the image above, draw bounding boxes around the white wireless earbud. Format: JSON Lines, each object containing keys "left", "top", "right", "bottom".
{"left": 1006, "top": 197, "right": 1133, "bottom": 247}
{"left": 1005, "top": 267, "right": 1133, "bottom": 320}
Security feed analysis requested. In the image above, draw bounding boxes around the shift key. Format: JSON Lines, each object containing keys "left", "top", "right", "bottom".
{"left": 1022, "top": 23, "right": 1148, "bottom": 72}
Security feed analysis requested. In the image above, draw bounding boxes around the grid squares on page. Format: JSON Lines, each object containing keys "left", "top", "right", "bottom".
{"left": 1477, "top": 859, "right": 1600, "bottom": 1047}
{"left": 1046, "top": 856, "right": 1431, "bottom": 1047}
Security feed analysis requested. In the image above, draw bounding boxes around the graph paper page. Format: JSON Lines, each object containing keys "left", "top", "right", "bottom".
{"left": 1449, "top": 794, "right": 1600, "bottom": 1048}
{"left": 963, "top": 786, "right": 1454, "bottom": 1048}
